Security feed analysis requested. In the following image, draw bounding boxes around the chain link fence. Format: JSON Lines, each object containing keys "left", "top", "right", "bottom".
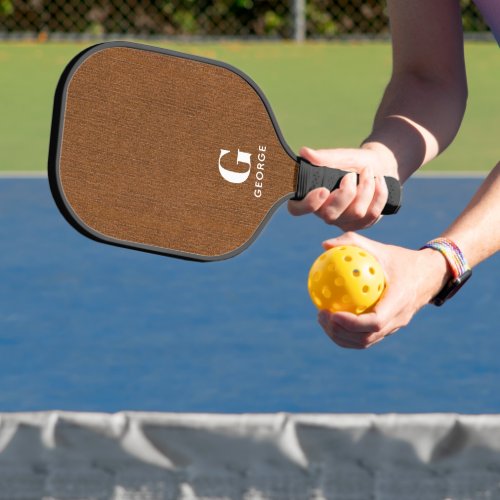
{"left": 0, "top": 0, "right": 491, "bottom": 40}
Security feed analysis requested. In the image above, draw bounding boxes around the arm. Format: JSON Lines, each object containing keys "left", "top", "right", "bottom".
{"left": 288, "top": 0, "right": 467, "bottom": 227}
{"left": 318, "top": 162, "right": 500, "bottom": 349}
{"left": 441, "top": 163, "right": 500, "bottom": 268}
{"left": 364, "top": 0, "right": 468, "bottom": 181}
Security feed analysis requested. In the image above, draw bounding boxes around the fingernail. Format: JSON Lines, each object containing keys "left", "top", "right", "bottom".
{"left": 318, "top": 189, "right": 329, "bottom": 200}
{"left": 322, "top": 239, "right": 335, "bottom": 249}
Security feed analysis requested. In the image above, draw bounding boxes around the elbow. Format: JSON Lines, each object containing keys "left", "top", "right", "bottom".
{"left": 393, "top": 69, "right": 468, "bottom": 133}
{"left": 455, "top": 77, "right": 468, "bottom": 121}
{"left": 448, "top": 78, "right": 468, "bottom": 139}
{"left": 450, "top": 77, "right": 468, "bottom": 138}
{"left": 437, "top": 77, "right": 468, "bottom": 150}
{"left": 394, "top": 68, "right": 467, "bottom": 105}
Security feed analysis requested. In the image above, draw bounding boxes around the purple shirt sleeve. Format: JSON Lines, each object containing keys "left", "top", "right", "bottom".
{"left": 473, "top": 0, "right": 500, "bottom": 45}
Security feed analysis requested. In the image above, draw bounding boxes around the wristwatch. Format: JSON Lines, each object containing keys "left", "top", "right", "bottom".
{"left": 421, "top": 238, "right": 472, "bottom": 306}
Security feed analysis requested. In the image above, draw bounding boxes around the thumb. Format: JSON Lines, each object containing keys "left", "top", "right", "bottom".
{"left": 299, "top": 147, "right": 366, "bottom": 170}
{"left": 322, "top": 231, "right": 368, "bottom": 250}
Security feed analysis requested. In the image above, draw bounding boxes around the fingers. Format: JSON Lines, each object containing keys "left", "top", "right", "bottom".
{"left": 330, "top": 168, "right": 386, "bottom": 231}
{"left": 318, "top": 312, "right": 361, "bottom": 348}
{"left": 288, "top": 187, "right": 330, "bottom": 216}
{"left": 339, "top": 173, "right": 388, "bottom": 231}
{"left": 318, "top": 308, "right": 398, "bottom": 349}
{"left": 348, "top": 164, "right": 376, "bottom": 220}
{"left": 288, "top": 147, "right": 390, "bottom": 230}
{"left": 331, "top": 311, "right": 385, "bottom": 334}
{"left": 288, "top": 147, "right": 335, "bottom": 216}
{"left": 315, "top": 172, "right": 358, "bottom": 223}
{"left": 367, "top": 175, "right": 389, "bottom": 221}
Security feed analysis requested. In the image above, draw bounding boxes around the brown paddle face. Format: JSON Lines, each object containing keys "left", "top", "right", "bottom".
{"left": 49, "top": 41, "right": 298, "bottom": 261}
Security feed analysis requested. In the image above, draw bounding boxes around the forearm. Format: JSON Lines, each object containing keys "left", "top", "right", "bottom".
{"left": 361, "top": 0, "right": 467, "bottom": 183}
{"left": 416, "top": 167, "right": 499, "bottom": 326}
{"left": 363, "top": 73, "right": 467, "bottom": 182}
{"left": 418, "top": 162, "right": 500, "bottom": 303}
{"left": 441, "top": 162, "right": 500, "bottom": 267}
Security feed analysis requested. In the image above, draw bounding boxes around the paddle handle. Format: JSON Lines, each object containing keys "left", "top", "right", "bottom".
{"left": 293, "top": 157, "right": 402, "bottom": 215}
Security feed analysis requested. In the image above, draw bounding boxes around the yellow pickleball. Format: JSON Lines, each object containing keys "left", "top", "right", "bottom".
{"left": 308, "top": 245, "right": 385, "bottom": 314}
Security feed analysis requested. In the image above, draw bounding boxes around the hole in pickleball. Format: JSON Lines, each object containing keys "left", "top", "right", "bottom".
{"left": 334, "top": 277, "right": 344, "bottom": 287}
{"left": 352, "top": 269, "right": 360, "bottom": 277}
{"left": 313, "top": 294, "right": 322, "bottom": 307}
{"left": 313, "top": 271, "right": 321, "bottom": 282}
{"left": 359, "top": 251, "right": 367, "bottom": 257}
{"left": 356, "top": 306, "right": 366, "bottom": 314}
{"left": 333, "top": 303, "right": 342, "bottom": 311}
{"left": 378, "top": 284, "right": 382, "bottom": 291}
{"left": 342, "top": 295, "right": 351, "bottom": 304}
{"left": 322, "top": 286, "right": 332, "bottom": 298}
{"left": 344, "top": 256, "right": 352, "bottom": 262}
{"left": 369, "top": 267, "right": 375, "bottom": 275}
{"left": 362, "top": 285, "right": 369, "bottom": 293}
{"left": 327, "top": 264, "right": 335, "bottom": 272}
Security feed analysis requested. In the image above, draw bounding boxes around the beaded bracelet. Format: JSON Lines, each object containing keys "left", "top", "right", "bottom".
{"left": 421, "top": 238, "right": 472, "bottom": 306}
{"left": 421, "top": 238, "right": 470, "bottom": 278}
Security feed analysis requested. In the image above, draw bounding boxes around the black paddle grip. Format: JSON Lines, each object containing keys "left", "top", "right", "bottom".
{"left": 293, "top": 157, "right": 402, "bottom": 215}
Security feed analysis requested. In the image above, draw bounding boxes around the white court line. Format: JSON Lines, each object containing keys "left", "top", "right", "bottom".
{"left": 414, "top": 170, "right": 487, "bottom": 178}
{"left": 0, "top": 170, "right": 488, "bottom": 179}
{"left": 0, "top": 171, "right": 47, "bottom": 178}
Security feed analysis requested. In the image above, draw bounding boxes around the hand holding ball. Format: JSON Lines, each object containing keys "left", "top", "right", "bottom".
{"left": 308, "top": 245, "right": 385, "bottom": 314}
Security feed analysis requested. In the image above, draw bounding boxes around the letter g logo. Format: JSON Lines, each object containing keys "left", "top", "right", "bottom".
{"left": 218, "top": 149, "right": 252, "bottom": 184}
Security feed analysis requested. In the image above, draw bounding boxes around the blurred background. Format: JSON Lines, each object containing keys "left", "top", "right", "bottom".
{"left": 0, "top": 1, "right": 497, "bottom": 176}
{"left": 0, "top": 0, "right": 492, "bottom": 40}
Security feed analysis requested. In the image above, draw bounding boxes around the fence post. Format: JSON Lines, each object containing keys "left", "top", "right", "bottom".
{"left": 293, "top": 0, "right": 306, "bottom": 42}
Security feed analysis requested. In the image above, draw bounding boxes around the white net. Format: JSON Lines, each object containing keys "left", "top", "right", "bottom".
{"left": 0, "top": 412, "right": 500, "bottom": 499}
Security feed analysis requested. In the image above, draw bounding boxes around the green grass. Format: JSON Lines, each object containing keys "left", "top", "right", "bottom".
{"left": 0, "top": 40, "right": 497, "bottom": 172}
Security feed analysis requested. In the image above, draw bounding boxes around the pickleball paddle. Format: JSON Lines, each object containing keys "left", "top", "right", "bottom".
{"left": 48, "top": 41, "right": 401, "bottom": 261}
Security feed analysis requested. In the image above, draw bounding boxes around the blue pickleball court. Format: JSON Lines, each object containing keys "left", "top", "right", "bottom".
{"left": 0, "top": 175, "right": 498, "bottom": 413}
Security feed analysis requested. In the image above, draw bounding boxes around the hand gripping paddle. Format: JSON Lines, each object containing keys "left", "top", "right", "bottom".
{"left": 49, "top": 41, "right": 401, "bottom": 261}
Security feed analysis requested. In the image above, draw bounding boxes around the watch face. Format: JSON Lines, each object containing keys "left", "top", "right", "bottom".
{"left": 432, "top": 269, "right": 472, "bottom": 306}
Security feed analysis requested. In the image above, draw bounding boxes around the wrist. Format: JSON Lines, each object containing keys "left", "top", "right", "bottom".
{"left": 418, "top": 248, "right": 452, "bottom": 302}
{"left": 417, "top": 248, "right": 453, "bottom": 303}
{"left": 361, "top": 141, "right": 399, "bottom": 178}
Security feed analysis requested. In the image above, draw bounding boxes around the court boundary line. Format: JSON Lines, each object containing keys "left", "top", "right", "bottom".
{"left": 0, "top": 170, "right": 488, "bottom": 179}
{"left": 0, "top": 171, "right": 48, "bottom": 178}
{"left": 414, "top": 171, "right": 487, "bottom": 178}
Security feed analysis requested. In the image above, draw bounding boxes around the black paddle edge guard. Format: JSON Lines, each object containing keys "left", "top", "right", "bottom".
{"left": 48, "top": 41, "right": 295, "bottom": 262}
{"left": 293, "top": 158, "right": 402, "bottom": 215}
